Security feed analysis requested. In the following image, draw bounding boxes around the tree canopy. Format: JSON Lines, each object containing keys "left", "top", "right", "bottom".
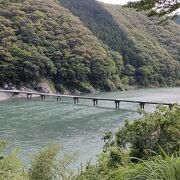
{"left": 127, "top": 0, "right": 180, "bottom": 23}
{"left": 0, "top": 0, "right": 179, "bottom": 92}
{"left": 61, "top": 0, "right": 180, "bottom": 88}
{"left": 0, "top": 0, "right": 126, "bottom": 92}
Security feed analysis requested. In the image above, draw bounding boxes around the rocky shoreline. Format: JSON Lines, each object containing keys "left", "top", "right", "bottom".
{"left": 0, "top": 89, "right": 41, "bottom": 101}
{"left": 0, "top": 81, "right": 136, "bottom": 102}
{"left": 0, "top": 91, "right": 12, "bottom": 101}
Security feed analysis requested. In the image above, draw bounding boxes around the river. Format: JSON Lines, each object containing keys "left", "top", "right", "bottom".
{"left": 0, "top": 87, "right": 180, "bottom": 169}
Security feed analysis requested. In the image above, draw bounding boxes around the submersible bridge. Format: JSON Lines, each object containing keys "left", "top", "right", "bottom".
{"left": 0, "top": 89, "right": 175, "bottom": 110}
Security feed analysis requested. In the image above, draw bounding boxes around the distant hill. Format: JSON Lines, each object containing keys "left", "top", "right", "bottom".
{"left": 0, "top": 0, "right": 179, "bottom": 93}
{"left": 60, "top": 0, "right": 180, "bottom": 87}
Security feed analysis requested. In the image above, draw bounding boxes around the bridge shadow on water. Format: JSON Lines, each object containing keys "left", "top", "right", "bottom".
{"left": 25, "top": 98, "right": 139, "bottom": 113}
{"left": 69, "top": 103, "right": 138, "bottom": 113}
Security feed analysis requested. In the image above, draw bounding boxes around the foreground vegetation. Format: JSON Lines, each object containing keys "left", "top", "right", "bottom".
{"left": 78, "top": 105, "right": 180, "bottom": 179}
{"left": 0, "top": 142, "right": 77, "bottom": 180}
{"left": 0, "top": 105, "right": 179, "bottom": 180}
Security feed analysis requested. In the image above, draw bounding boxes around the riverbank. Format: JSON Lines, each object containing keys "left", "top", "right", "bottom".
{"left": 0, "top": 88, "right": 84, "bottom": 102}
{"left": 0, "top": 91, "right": 12, "bottom": 101}
{"left": 0, "top": 86, "right": 179, "bottom": 102}
{"left": 0, "top": 88, "right": 41, "bottom": 101}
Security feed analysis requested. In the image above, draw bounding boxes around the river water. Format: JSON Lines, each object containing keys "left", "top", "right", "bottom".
{"left": 0, "top": 87, "right": 180, "bottom": 169}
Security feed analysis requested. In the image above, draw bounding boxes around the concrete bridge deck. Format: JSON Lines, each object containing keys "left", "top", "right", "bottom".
{"left": 0, "top": 89, "right": 175, "bottom": 109}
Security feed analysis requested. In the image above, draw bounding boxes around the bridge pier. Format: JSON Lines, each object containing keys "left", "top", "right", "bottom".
{"left": 93, "top": 99, "right": 98, "bottom": 106}
{"left": 115, "top": 100, "right": 120, "bottom": 109}
{"left": 12, "top": 92, "right": 19, "bottom": 99}
{"left": 57, "top": 97, "right": 62, "bottom": 102}
{"left": 11, "top": 92, "right": 15, "bottom": 99}
{"left": 27, "top": 93, "right": 32, "bottom": 99}
{"left": 168, "top": 104, "right": 174, "bottom": 110}
{"left": 139, "top": 102, "right": 145, "bottom": 109}
{"left": 74, "top": 97, "right": 79, "bottom": 104}
{"left": 41, "top": 95, "right": 46, "bottom": 101}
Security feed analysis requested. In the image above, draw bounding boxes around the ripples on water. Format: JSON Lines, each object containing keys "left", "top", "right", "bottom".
{"left": 0, "top": 87, "right": 179, "bottom": 168}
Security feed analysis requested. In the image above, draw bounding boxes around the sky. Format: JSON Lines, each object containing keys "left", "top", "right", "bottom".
{"left": 97, "top": 0, "right": 137, "bottom": 5}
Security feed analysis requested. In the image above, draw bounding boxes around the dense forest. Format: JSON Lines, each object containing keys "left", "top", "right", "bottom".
{"left": 60, "top": 0, "right": 180, "bottom": 88}
{"left": 0, "top": 0, "right": 128, "bottom": 91}
{"left": 0, "top": 0, "right": 127, "bottom": 92}
{"left": 0, "top": 0, "right": 180, "bottom": 93}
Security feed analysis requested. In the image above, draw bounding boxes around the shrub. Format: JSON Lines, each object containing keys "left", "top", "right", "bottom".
{"left": 125, "top": 151, "right": 180, "bottom": 180}
{"left": 29, "top": 144, "right": 77, "bottom": 180}
{"left": 109, "top": 105, "right": 180, "bottom": 159}
{"left": 78, "top": 105, "right": 180, "bottom": 180}
{"left": 0, "top": 140, "right": 28, "bottom": 180}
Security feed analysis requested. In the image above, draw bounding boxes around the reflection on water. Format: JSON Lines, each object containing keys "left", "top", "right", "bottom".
{"left": 0, "top": 87, "right": 179, "bottom": 168}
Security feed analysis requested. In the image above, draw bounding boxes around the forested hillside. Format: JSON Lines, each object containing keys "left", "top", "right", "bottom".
{"left": 0, "top": 0, "right": 180, "bottom": 93}
{"left": 60, "top": 0, "right": 180, "bottom": 87}
{"left": 0, "top": 0, "right": 126, "bottom": 92}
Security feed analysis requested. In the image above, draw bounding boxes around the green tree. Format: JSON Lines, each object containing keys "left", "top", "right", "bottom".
{"left": 77, "top": 105, "right": 180, "bottom": 180}
{"left": 126, "top": 0, "right": 180, "bottom": 23}
{"left": 29, "top": 144, "right": 76, "bottom": 180}
{"left": 104, "top": 105, "right": 180, "bottom": 160}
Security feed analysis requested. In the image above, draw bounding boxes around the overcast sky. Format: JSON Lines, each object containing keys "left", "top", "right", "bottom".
{"left": 97, "top": 0, "right": 137, "bottom": 5}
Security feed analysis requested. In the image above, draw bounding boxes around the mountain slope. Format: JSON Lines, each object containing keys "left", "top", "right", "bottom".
{"left": 0, "top": 0, "right": 179, "bottom": 92}
{"left": 0, "top": 0, "right": 126, "bottom": 92}
{"left": 60, "top": 0, "right": 180, "bottom": 87}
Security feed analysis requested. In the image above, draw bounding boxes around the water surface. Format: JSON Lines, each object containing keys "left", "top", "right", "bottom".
{"left": 0, "top": 87, "right": 179, "bottom": 168}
